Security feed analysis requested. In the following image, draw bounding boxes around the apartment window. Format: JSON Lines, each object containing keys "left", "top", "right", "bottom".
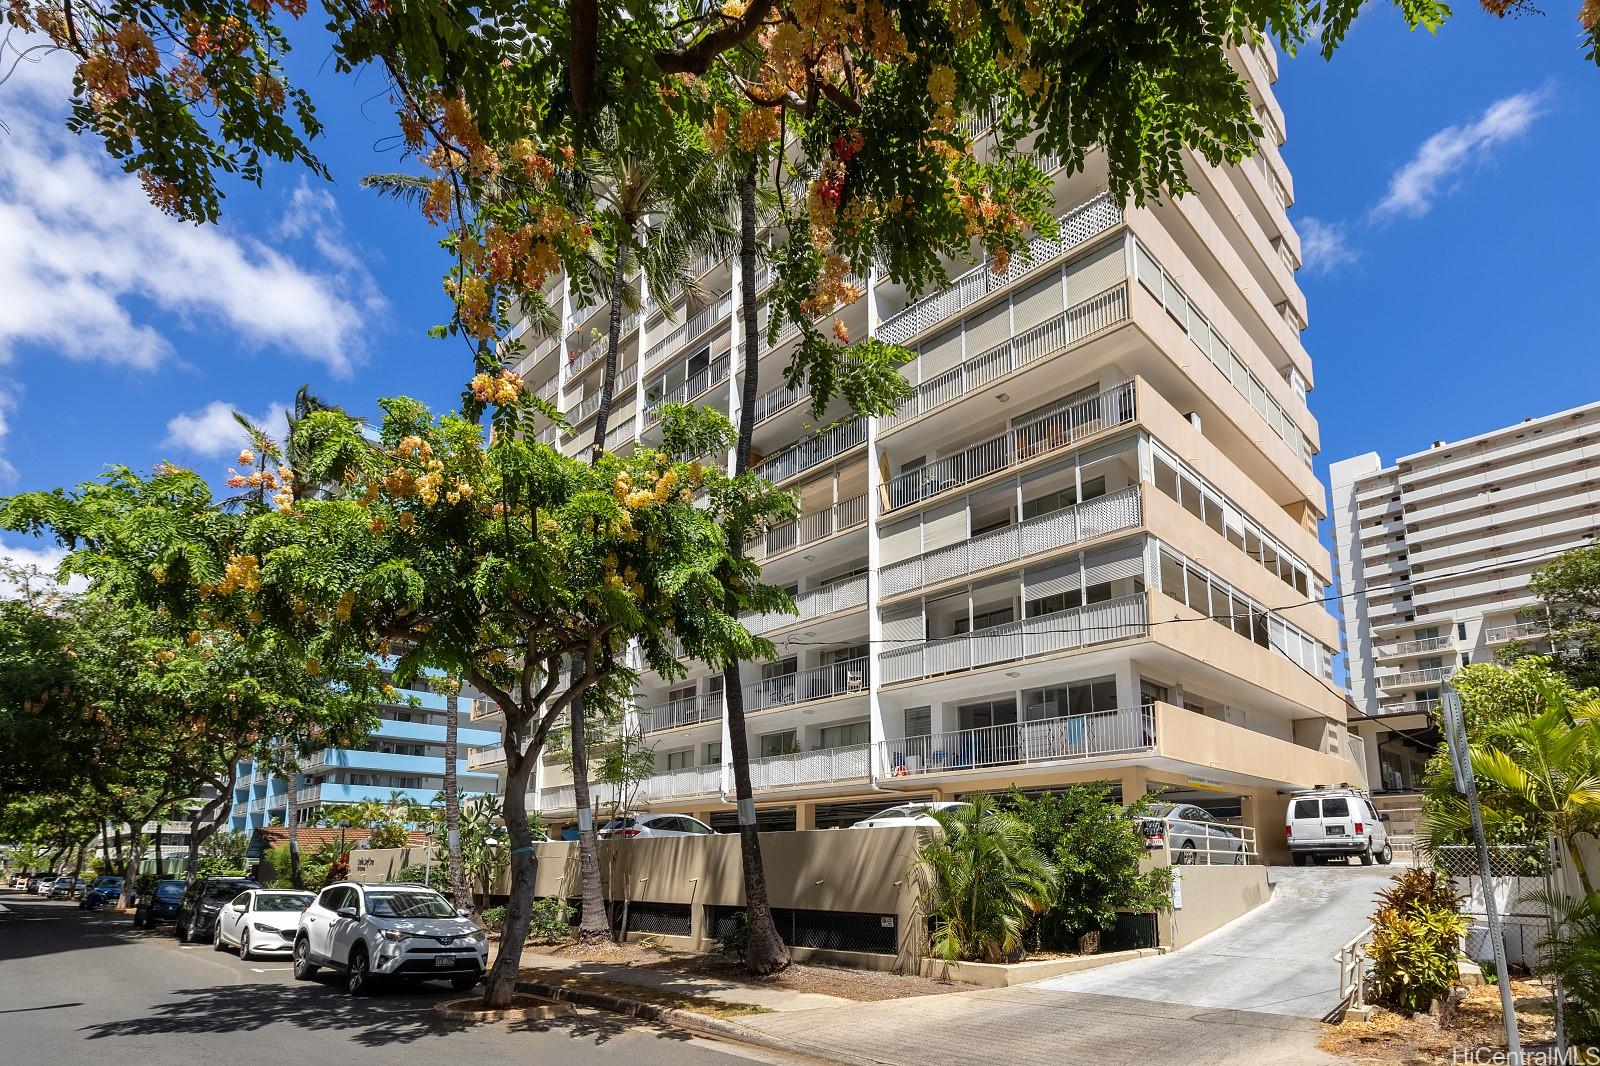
{"left": 1140, "top": 679, "right": 1170, "bottom": 705}
{"left": 705, "top": 675, "right": 725, "bottom": 706}
{"left": 904, "top": 707, "right": 931, "bottom": 738}
{"left": 1023, "top": 676, "right": 1118, "bottom": 719}
{"left": 819, "top": 721, "right": 869, "bottom": 748}
{"left": 953, "top": 606, "right": 1014, "bottom": 635}
{"left": 760, "top": 730, "right": 800, "bottom": 757}
{"left": 1457, "top": 622, "right": 1468, "bottom": 641}
{"left": 1021, "top": 476, "right": 1106, "bottom": 520}
{"left": 663, "top": 749, "right": 693, "bottom": 771}
{"left": 703, "top": 741, "right": 723, "bottom": 765}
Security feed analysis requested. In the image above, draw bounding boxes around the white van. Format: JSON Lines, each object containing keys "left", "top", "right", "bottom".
{"left": 1285, "top": 787, "right": 1392, "bottom": 866}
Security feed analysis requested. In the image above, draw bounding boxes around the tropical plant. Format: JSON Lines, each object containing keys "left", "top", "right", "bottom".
{"left": 1534, "top": 888, "right": 1600, "bottom": 1043}
{"left": 396, "top": 863, "right": 447, "bottom": 891}
{"left": 916, "top": 793, "right": 1060, "bottom": 963}
{"left": 479, "top": 905, "right": 508, "bottom": 933}
{"left": 1008, "top": 786, "right": 1172, "bottom": 951}
{"left": 1366, "top": 868, "right": 1469, "bottom": 1016}
{"left": 201, "top": 830, "right": 249, "bottom": 870}
{"left": 1531, "top": 544, "right": 1600, "bottom": 689}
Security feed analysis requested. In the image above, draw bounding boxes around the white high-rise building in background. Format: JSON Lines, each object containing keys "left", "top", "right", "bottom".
{"left": 1331, "top": 401, "right": 1600, "bottom": 793}
{"left": 473, "top": 40, "right": 1369, "bottom": 861}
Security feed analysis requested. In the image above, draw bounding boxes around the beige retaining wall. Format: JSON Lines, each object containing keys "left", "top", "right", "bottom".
{"left": 1159, "top": 863, "right": 1272, "bottom": 950}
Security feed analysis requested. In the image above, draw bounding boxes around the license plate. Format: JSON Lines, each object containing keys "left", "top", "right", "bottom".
{"left": 434, "top": 955, "right": 455, "bottom": 968}
{"left": 1326, "top": 826, "right": 1345, "bottom": 835}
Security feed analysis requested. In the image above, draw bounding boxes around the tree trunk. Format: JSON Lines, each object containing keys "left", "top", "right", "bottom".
{"left": 722, "top": 159, "right": 790, "bottom": 975}
{"left": 100, "top": 821, "right": 112, "bottom": 872}
{"left": 70, "top": 837, "right": 88, "bottom": 880}
{"left": 285, "top": 769, "right": 302, "bottom": 889}
{"left": 186, "top": 773, "right": 234, "bottom": 878}
{"left": 119, "top": 822, "right": 144, "bottom": 910}
{"left": 569, "top": 688, "right": 610, "bottom": 941}
{"left": 153, "top": 818, "right": 164, "bottom": 879}
{"left": 590, "top": 232, "right": 631, "bottom": 462}
{"left": 483, "top": 738, "right": 541, "bottom": 1008}
{"left": 446, "top": 693, "right": 466, "bottom": 907}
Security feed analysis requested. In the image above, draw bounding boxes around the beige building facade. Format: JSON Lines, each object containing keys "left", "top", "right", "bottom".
{"left": 1330, "top": 400, "right": 1600, "bottom": 793}
{"left": 470, "top": 40, "right": 1364, "bottom": 851}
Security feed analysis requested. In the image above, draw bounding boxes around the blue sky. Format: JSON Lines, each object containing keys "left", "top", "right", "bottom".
{"left": 1, "top": 8, "right": 1597, "bottom": 615}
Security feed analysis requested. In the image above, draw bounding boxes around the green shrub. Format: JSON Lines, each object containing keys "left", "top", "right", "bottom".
{"left": 1008, "top": 785, "right": 1172, "bottom": 950}
{"left": 1368, "top": 868, "right": 1468, "bottom": 1015}
{"left": 1536, "top": 889, "right": 1600, "bottom": 1043}
{"left": 396, "top": 863, "right": 447, "bottom": 890}
{"left": 716, "top": 910, "right": 749, "bottom": 957}
{"left": 917, "top": 792, "right": 1059, "bottom": 963}
{"left": 366, "top": 824, "right": 409, "bottom": 851}
{"left": 195, "top": 855, "right": 243, "bottom": 879}
{"left": 480, "top": 905, "right": 508, "bottom": 932}
{"left": 526, "top": 897, "right": 573, "bottom": 944}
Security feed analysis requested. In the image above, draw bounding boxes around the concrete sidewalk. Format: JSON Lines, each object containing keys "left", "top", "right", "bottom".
{"left": 518, "top": 951, "right": 854, "bottom": 1013}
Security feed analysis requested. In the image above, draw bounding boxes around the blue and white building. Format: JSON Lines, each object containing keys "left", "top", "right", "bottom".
{"left": 229, "top": 682, "right": 501, "bottom": 832}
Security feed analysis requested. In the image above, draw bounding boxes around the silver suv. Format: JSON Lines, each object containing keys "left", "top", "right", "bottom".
{"left": 292, "top": 882, "right": 487, "bottom": 995}
{"left": 1286, "top": 787, "right": 1392, "bottom": 866}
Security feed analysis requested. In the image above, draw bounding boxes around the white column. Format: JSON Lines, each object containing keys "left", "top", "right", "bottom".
{"left": 865, "top": 265, "right": 888, "bottom": 778}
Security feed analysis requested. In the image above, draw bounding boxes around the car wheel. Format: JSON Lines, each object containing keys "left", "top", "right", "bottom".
{"left": 1360, "top": 843, "right": 1374, "bottom": 866}
{"left": 292, "top": 937, "right": 319, "bottom": 981}
{"left": 1378, "top": 844, "right": 1394, "bottom": 866}
{"left": 1292, "top": 853, "right": 1308, "bottom": 867}
{"left": 176, "top": 917, "right": 190, "bottom": 944}
{"left": 213, "top": 922, "right": 227, "bottom": 951}
{"left": 1178, "top": 841, "right": 1197, "bottom": 865}
{"left": 451, "top": 975, "right": 479, "bottom": 992}
{"left": 346, "top": 946, "right": 373, "bottom": 996}
{"left": 240, "top": 931, "right": 253, "bottom": 961}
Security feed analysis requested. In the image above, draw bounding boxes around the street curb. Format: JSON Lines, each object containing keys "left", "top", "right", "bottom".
{"left": 512, "top": 978, "right": 833, "bottom": 1060}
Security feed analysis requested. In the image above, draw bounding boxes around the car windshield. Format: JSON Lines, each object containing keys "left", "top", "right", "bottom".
{"left": 366, "top": 890, "right": 455, "bottom": 919}
{"left": 155, "top": 882, "right": 186, "bottom": 899}
{"left": 204, "top": 882, "right": 249, "bottom": 903}
{"left": 255, "top": 892, "right": 312, "bottom": 913}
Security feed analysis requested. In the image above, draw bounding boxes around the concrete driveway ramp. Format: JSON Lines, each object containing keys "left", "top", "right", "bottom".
{"left": 1038, "top": 865, "right": 1390, "bottom": 1018}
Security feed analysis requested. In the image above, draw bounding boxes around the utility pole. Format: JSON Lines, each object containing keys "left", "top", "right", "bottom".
{"left": 1441, "top": 686, "right": 1522, "bottom": 1065}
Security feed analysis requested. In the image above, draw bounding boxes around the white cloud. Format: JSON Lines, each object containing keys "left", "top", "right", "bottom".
{"left": 0, "top": 379, "right": 18, "bottom": 485}
{"left": 0, "top": 45, "right": 381, "bottom": 376}
{"left": 1297, "top": 216, "right": 1359, "bottom": 275}
{"left": 0, "top": 537, "right": 87, "bottom": 598}
{"left": 1374, "top": 89, "right": 1547, "bottom": 219}
{"left": 162, "top": 401, "right": 291, "bottom": 458}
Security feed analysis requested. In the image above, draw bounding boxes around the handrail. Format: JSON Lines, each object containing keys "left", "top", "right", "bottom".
{"left": 1381, "top": 634, "right": 1454, "bottom": 657}
{"left": 644, "top": 353, "right": 731, "bottom": 423}
{"left": 565, "top": 365, "right": 639, "bottom": 425}
{"left": 1378, "top": 665, "right": 1455, "bottom": 688}
{"left": 748, "top": 493, "right": 868, "bottom": 562}
{"left": 1334, "top": 924, "right": 1374, "bottom": 1013}
{"left": 639, "top": 694, "right": 724, "bottom": 733}
{"left": 878, "top": 704, "right": 1155, "bottom": 779}
{"left": 644, "top": 293, "right": 731, "bottom": 367}
{"left": 885, "top": 379, "right": 1135, "bottom": 511}
{"left": 880, "top": 485, "right": 1141, "bottom": 598}
{"left": 879, "top": 593, "right": 1147, "bottom": 684}
{"left": 745, "top": 656, "right": 868, "bottom": 712}
{"left": 752, "top": 379, "right": 807, "bottom": 424}
{"left": 742, "top": 574, "right": 869, "bottom": 635}
{"left": 877, "top": 192, "right": 1123, "bottom": 346}
{"left": 753, "top": 416, "right": 868, "bottom": 484}
{"left": 884, "top": 284, "right": 1130, "bottom": 432}
{"left": 1486, "top": 621, "right": 1545, "bottom": 644}
{"left": 749, "top": 743, "right": 871, "bottom": 790}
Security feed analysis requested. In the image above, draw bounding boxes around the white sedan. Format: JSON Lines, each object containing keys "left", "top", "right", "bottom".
{"left": 214, "top": 889, "right": 315, "bottom": 959}
{"left": 852, "top": 801, "right": 971, "bottom": 828}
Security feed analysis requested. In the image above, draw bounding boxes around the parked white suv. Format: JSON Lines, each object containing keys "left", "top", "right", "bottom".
{"left": 1286, "top": 787, "right": 1392, "bottom": 866}
{"left": 292, "top": 882, "right": 488, "bottom": 995}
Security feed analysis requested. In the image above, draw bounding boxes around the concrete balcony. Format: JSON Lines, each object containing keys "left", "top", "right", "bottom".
{"left": 880, "top": 485, "right": 1142, "bottom": 599}
{"left": 565, "top": 367, "right": 638, "bottom": 426}
{"left": 644, "top": 293, "right": 732, "bottom": 368}
{"left": 1372, "top": 700, "right": 1439, "bottom": 719}
{"left": 1485, "top": 621, "right": 1547, "bottom": 645}
{"left": 882, "top": 282, "right": 1131, "bottom": 436}
{"left": 879, "top": 593, "right": 1148, "bottom": 686}
{"left": 747, "top": 493, "right": 867, "bottom": 564}
{"left": 753, "top": 416, "right": 867, "bottom": 486}
{"left": 876, "top": 192, "right": 1123, "bottom": 347}
{"left": 1374, "top": 635, "right": 1454, "bottom": 663}
{"left": 878, "top": 704, "right": 1154, "bottom": 779}
{"left": 1376, "top": 666, "right": 1455, "bottom": 692}
{"left": 469, "top": 698, "right": 503, "bottom": 724}
{"left": 466, "top": 745, "right": 504, "bottom": 771}
{"left": 742, "top": 574, "right": 868, "bottom": 636}
{"left": 639, "top": 694, "right": 724, "bottom": 733}
{"left": 885, "top": 379, "right": 1136, "bottom": 512}
{"left": 749, "top": 743, "right": 870, "bottom": 793}
{"left": 745, "top": 657, "right": 868, "bottom": 713}
{"left": 643, "top": 353, "right": 730, "bottom": 426}
{"left": 538, "top": 765, "right": 722, "bottom": 813}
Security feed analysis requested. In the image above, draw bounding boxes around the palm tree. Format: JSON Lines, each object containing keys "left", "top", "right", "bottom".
{"left": 917, "top": 793, "right": 1060, "bottom": 963}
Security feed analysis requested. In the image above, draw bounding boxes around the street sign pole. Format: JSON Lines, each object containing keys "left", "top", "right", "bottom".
{"left": 1442, "top": 686, "right": 1522, "bottom": 1065}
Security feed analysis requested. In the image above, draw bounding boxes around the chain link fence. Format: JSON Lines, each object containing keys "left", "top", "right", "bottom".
{"left": 1420, "top": 842, "right": 1557, "bottom": 972}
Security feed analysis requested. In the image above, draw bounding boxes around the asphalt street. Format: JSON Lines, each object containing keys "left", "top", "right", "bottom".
{"left": 0, "top": 889, "right": 803, "bottom": 1065}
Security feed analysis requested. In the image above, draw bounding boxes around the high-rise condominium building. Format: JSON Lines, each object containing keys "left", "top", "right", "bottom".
{"left": 473, "top": 41, "right": 1364, "bottom": 859}
{"left": 1330, "top": 401, "right": 1600, "bottom": 794}
{"left": 229, "top": 680, "right": 500, "bottom": 832}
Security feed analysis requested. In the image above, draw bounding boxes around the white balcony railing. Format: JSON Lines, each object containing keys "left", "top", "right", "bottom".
{"left": 1485, "top": 621, "right": 1546, "bottom": 645}
{"left": 644, "top": 293, "right": 732, "bottom": 367}
{"left": 536, "top": 764, "right": 722, "bottom": 812}
{"left": 745, "top": 656, "right": 868, "bottom": 712}
{"left": 884, "top": 283, "right": 1130, "bottom": 431}
{"left": 879, "top": 593, "right": 1148, "bottom": 685}
{"left": 743, "top": 574, "right": 869, "bottom": 635}
{"left": 748, "top": 493, "right": 868, "bottom": 562}
{"left": 877, "top": 192, "right": 1123, "bottom": 346}
{"left": 753, "top": 416, "right": 868, "bottom": 485}
{"left": 880, "top": 485, "right": 1141, "bottom": 598}
{"left": 749, "top": 743, "right": 870, "bottom": 790}
{"left": 565, "top": 366, "right": 639, "bottom": 426}
{"left": 1377, "top": 666, "right": 1455, "bottom": 689}
{"left": 291, "top": 785, "right": 323, "bottom": 807}
{"left": 466, "top": 745, "right": 505, "bottom": 770}
{"left": 639, "top": 694, "right": 724, "bottom": 733}
{"left": 878, "top": 704, "right": 1155, "bottom": 777}
{"left": 886, "top": 379, "right": 1135, "bottom": 511}
{"left": 604, "top": 416, "right": 636, "bottom": 451}
{"left": 1373, "top": 700, "right": 1439, "bottom": 718}
{"left": 644, "top": 353, "right": 731, "bottom": 424}
{"left": 752, "top": 379, "right": 807, "bottom": 424}
{"left": 1377, "top": 635, "right": 1454, "bottom": 658}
